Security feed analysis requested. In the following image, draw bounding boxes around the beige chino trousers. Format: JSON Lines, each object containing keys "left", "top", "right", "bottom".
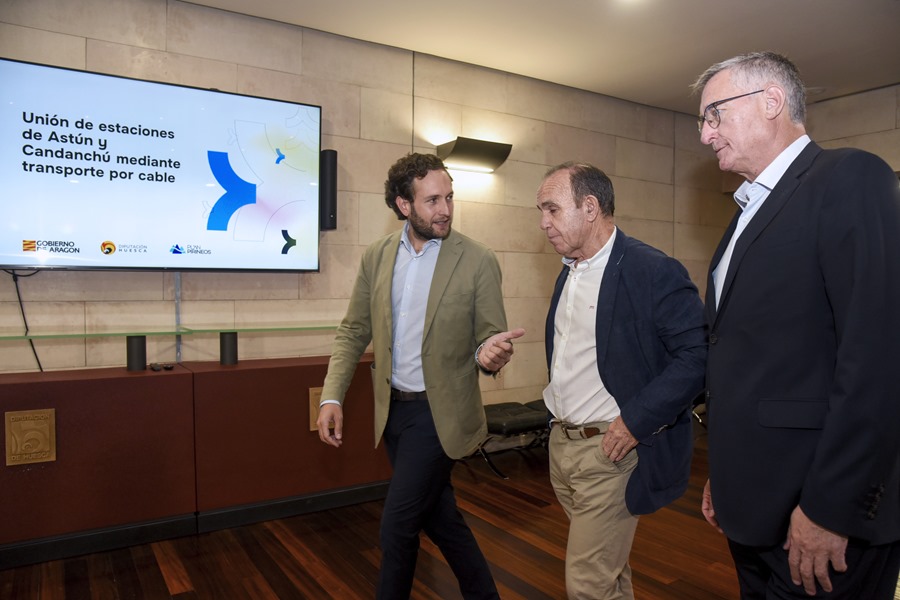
{"left": 549, "top": 425, "right": 640, "bottom": 600}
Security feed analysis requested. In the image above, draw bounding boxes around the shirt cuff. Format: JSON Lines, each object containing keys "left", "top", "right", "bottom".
{"left": 319, "top": 399, "right": 341, "bottom": 407}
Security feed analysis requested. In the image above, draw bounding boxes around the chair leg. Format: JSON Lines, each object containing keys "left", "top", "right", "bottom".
{"left": 477, "top": 443, "right": 508, "bottom": 479}
{"left": 522, "top": 429, "right": 549, "bottom": 449}
{"left": 692, "top": 408, "right": 706, "bottom": 427}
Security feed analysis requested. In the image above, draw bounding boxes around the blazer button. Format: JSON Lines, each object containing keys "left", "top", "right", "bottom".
{"left": 709, "top": 334, "right": 718, "bottom": 344}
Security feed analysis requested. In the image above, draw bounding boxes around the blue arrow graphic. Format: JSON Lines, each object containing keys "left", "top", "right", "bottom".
{"left": 207, "top": 151, "right": 257, "bottom": 231}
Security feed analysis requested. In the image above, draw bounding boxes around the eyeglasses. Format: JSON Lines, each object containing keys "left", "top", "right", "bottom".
{"left": 697, "top": 89, "right": 764, "bottom": 133}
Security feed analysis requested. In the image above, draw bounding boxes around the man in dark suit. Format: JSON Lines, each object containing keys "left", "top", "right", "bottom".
{"left": 693, "top": 51, "right": 900, "bottom": 598}
{"left": 537, "top": 162, "right": 707, "bottom": 599}
{"left": 317, "top": 153, "right": 524, "bottom": 599}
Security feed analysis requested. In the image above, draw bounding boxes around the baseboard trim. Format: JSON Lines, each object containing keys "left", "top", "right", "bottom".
{"left": 0, "top": 514, "right": 196, "bottom": 570}
{"left": 0, "top": 482, "right": 390, "bottom": 569}
{"left": 197, "top": 481, "right": 390, "bottom": 533}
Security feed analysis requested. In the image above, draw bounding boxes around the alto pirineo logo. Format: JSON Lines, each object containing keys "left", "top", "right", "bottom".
{"left": 101, "top": 241, "right": 116, "bottom": 255}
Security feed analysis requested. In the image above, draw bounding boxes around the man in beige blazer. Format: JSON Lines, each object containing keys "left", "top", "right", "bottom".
{"left": 317, "top": 152, "right": 524, "bottom": 599}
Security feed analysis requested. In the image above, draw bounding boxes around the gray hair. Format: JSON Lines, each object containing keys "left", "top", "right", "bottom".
{"left": 691, "top": 51, "right": 807, "bottom": 124}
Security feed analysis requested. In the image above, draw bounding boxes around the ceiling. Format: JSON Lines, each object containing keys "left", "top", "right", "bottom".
{"left": 187, "top": 0, "right": 900, "bottom": 117}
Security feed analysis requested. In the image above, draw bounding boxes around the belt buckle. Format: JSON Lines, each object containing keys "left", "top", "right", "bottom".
{"left": 560, "top": 423, "right": 583, "bottom": 440}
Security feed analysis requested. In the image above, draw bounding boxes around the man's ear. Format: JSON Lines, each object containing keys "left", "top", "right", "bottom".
{"left": 396, "top": 196, "right": 411, "bottom": 218}
{"left": 764, "top": 84, "right": 787, "bottom": 121}
{"left": 583, "top": 195, "right": 600, "bottom": 221}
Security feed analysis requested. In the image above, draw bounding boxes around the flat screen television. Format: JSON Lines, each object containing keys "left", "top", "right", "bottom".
{"left": 0, "top": 58, "right": 322, "bottom": 271}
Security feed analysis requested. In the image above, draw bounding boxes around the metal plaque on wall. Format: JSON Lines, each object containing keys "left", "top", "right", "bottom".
{"left": 5, "top": 408, "right": 57, "bottom": 466}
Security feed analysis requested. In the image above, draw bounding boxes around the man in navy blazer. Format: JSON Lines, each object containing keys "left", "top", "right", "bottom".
{"left": 537, "top": 162, "right": 707, "bottom": 599}
{"left": 693, "top": 52, "right": 900, "bottom": 598}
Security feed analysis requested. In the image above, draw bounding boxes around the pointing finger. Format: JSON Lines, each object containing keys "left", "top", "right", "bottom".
{"left": 499, "top": 328, "right": 526, "bottom": 342}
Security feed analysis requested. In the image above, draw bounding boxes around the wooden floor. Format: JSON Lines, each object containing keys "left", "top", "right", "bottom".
{"left": 1, "top": 433, "right": 740, "bottom": 599}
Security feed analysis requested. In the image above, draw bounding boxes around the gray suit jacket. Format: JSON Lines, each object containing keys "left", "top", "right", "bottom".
{"left": 321, "top": 228, "right": 508, "bottom": 459}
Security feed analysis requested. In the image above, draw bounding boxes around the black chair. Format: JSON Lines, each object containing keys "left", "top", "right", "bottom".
{"left": 477, "top": 400, "right": 549, "bottom": 479}
{"left": 692, "top": 391, "right": 707, "bottom": 428}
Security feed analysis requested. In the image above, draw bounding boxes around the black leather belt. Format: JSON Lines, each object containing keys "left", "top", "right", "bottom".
{"left": 390, "top": 387, "right": 428, "bottom": 402}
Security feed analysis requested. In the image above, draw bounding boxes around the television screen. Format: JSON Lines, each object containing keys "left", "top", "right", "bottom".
{"left": 0, "top": 58, "right": 322, "bottom": 271}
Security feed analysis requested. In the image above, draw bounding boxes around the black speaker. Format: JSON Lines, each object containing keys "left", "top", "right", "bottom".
{"left": 219, "top": 331, "right": 238, "bottom": 365}
{"left": 126, "top": 335, "right": 147, "bottom": 371}
{"left": 319, "top": 149, "right": 338, "bottom": 230}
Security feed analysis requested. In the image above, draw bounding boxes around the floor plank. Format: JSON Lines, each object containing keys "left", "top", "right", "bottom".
{"left": 1, "top": 433, "right": 742, "bottom": 599}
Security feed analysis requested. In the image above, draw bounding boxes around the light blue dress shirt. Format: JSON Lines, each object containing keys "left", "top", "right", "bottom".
{"left": 390, "top": 223, "right": 441, "bottom": 392}
{"left": 712, "top": 135, "right": 811, "bottom": 308}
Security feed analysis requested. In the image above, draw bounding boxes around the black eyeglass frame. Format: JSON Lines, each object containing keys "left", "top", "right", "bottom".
{"left": 697, "top": 89, "right": 765, "bottom": 132}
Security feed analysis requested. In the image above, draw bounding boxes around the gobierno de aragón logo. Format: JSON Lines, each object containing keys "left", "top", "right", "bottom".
{"left": 22, "top": 240, "right": 80, "bottom": 253}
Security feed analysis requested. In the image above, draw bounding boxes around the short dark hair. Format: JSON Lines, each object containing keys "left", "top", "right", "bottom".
{"left": 544, "top": 162, "right": 615, "bottom": 217}
{"left": 384, "top": 153, "right": 452, "bottom": 220}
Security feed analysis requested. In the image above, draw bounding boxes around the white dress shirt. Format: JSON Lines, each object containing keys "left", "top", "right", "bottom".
{"left": 542, "top": 228, "right": 620, "bottom": 425}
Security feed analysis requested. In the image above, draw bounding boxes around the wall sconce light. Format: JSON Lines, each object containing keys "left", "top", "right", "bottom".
{"left": 436, "top": 137, "right": 512, "bottom": 173}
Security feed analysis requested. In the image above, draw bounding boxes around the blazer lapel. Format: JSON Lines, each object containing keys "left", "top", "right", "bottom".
{"left": 707, "top": 213, "right": 739, "bottom": 325}
{"left": 713, "top": 143, "right": 822, "bottom": 323}
{"left": 423, "top": 231, "right": 462, "bottom": 339}
{"left": 373, "top": 230, "right": 403, "bottom": 335}
{"left": 594, "top": 231, "right": 626, "bottom": 369}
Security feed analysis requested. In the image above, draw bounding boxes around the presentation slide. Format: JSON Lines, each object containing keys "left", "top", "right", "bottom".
{"left": 0, "top": 58, "right": 322, "bottom": 271}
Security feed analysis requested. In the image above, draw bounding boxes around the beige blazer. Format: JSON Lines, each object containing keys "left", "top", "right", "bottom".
{"left": 321, "top": 228, "right": 508, "bottom": 460}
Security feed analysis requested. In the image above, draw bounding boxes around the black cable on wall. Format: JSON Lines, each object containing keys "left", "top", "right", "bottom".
{"left": 4, "top": 270, "right": 43, "bottom": 371}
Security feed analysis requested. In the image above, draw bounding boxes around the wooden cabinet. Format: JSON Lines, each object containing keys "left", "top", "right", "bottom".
{"left": 0, "top": 356, "right": 390, "bottom": 568}
{"left": 188, "top": 356, "right": 391, "bottom": 531}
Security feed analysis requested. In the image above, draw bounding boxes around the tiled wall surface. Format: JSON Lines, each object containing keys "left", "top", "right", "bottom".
{"left": 1, "top": 1, "right": 897, "bottom": 404}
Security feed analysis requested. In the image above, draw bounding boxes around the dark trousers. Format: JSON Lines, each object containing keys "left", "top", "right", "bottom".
{"left": 376, "top": 398, "right": 499, "bottom": 600}
{"left": 728, "top": 537, "right": 900, "bottom": 599}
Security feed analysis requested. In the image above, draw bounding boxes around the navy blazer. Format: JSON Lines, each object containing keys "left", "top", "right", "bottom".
{"left": 545, "top": 229, "right": 707, "bottom": 515}
{"left": 705, "top": 142, "right": 900, "bottom": 546}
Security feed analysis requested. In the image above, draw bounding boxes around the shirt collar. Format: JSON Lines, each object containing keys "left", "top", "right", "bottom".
{"left": 400, "top": 222, "right": 442, "bottom": 255}
{"left": 562, "top": 226, "right": 617, "bottom": 271}
{"left": 734, "top": 134, "right": 811, "bottom": 208}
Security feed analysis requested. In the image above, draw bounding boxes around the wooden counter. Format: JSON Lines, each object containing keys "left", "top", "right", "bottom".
{"left": 187, "top": 356, "right": 391, "bottom": 531}
{"left": 0, "top": 366, "right": 195, "bottom": 567}
{"left": 0, "top": 356, "right": 390, "bottom": 568}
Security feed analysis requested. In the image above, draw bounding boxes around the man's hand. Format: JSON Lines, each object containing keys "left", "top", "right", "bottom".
{"left": 784, "top": 505, "right": 848, "bottom": 595}
{"left": 601, "top": 416, "right": 638, "bottom": 462}
{"left": 317, "top": 403, "right": 344, "bottom": 448}
{"left": 477, "top": 328, "right": 526, "bottom": 372}
{"left": 701, "top": 479, "right": 723, "bottom": 532}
